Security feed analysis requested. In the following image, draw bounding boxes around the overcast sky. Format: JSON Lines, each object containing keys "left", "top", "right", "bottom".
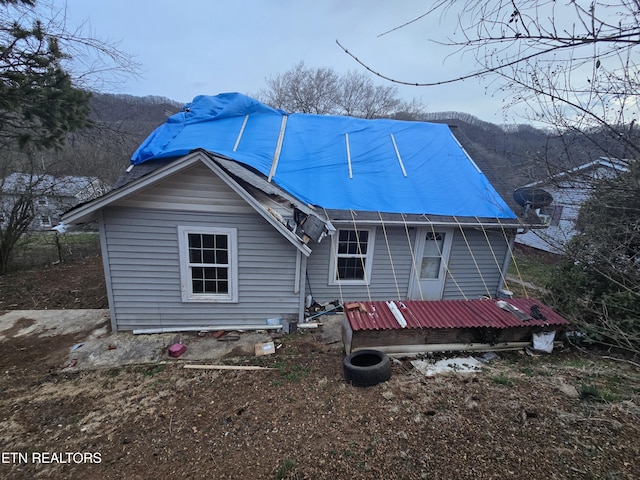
{"left": 53, "top": 0, "right": 516, "bottom": 124}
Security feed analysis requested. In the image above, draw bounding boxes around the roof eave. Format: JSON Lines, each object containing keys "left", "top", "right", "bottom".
{"left": 323, "top": 209, "right": 522, "bottom": 228}
{"left": 61, "top": 151, "right": 313, "bottom": 256}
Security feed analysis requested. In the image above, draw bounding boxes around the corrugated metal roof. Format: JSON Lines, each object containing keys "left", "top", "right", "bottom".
{"left": 345, "top": 298, "right": 568, "bottom": 332}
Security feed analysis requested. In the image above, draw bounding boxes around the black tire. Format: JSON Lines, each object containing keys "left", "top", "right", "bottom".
{"left": 343, "top": 349, "right": 391, "bottom": 387}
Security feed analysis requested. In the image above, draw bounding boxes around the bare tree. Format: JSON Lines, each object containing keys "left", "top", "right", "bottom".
{"left": 0, "top": 156, "right": 36, "bottom": 273}
{"left": 336, "top": 70, "right": 402, "bottom": 118}
{"left": 259, "top": 61, "right": 424, "bottom": 119}
{"left": 0, "top": 0, "right": 138, "bottom": 272}
{"left": 338, "top": 2, "right": 640, "bottom": 155}
{"left": 260, "top": 62, "right": 340, "bottom": 114}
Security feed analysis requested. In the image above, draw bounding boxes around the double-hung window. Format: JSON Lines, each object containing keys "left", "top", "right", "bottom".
{"left": 330, "top": 228, "right": 375, "bottom": 285}
{"left": 178, "top": 226, "right": 238, "bottom": 302}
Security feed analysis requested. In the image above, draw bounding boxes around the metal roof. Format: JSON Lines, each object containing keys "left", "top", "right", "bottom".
{"left": 345, "top": 298, "right": 568, "bottom": 332}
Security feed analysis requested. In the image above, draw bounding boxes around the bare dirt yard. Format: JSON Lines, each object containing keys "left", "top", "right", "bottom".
{"left": 1, "top": 256, "right": 640, "bottom": 479}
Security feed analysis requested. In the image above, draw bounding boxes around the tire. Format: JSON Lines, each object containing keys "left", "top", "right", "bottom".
{"left": 343, "top": 349, "right": 392, "bottom": 387}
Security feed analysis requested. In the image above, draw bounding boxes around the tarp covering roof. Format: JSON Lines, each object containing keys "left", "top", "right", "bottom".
{"left": 132, "top": 93, "right": 516, "bottom": 218}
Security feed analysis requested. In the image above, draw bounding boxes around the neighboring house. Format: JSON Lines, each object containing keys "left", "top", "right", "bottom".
{"left": 515, "top": 157, "right": 629, "bottom": 254}
{"left": 0, "top": 173, "right": 109, "bottom": 231}
{"left": 62, "top": 93, "right": 523, "bottom": 333}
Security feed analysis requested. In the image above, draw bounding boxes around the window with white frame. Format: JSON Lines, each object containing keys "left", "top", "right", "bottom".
{"left": 40, "top": 215, "right": 51, "bottom": 227}
{"left": 178, "top": 226, "right": 238, "bottom": 302}
{"left": 330, "top": 228, "right": 375, "bottom": 285}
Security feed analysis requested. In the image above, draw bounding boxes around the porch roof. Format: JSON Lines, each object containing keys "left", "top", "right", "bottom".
{"left": 345, "top": 298, "right": 569, "bottom": 331}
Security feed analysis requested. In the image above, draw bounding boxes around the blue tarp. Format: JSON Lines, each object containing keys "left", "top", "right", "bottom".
{"left": 132, "top": 93, "right": 516, "bottom": 218}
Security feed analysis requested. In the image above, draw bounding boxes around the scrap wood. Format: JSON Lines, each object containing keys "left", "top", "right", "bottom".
{"left": 345, "top": 302, "right": 368, "bottom": 312}
{"left": 183, "top": 364, "right": 276, "bottom": 371}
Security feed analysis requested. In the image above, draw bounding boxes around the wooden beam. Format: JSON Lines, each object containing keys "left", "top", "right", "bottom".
{"left": 183, "top": 364, "right": 277, "bottom": 371}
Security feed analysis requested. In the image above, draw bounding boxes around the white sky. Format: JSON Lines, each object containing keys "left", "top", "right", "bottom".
{"left": 53, "top": 0, "right": 516, "bottom": 124}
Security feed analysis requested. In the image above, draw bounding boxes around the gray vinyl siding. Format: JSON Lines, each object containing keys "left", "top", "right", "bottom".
{"left": 102, "top": 207, "right": 301, "bottom": 330}
{"left": 443, "top": 228, "right": 511, "bottom": 299}
{"left": 307, "top": 225, "right": 513, "bottom": 303}
{"left": 306, "top": 226, "right": 416, "bottom": 303}
{"left": 100, "top": 161, "right": 304, "bottom": 331}
{"left": 113, "top": 163, "right": 255, "bottom": 215}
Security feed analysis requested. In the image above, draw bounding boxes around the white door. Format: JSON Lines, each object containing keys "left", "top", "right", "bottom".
{"left": 408, "top": 228, "right": 453, "bottom": 300}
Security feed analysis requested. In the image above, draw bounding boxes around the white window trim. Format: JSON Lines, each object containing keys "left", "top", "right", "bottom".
{"left": 329, "top": 227, "right": 375, "bottom": 286}
{"left": 40, "top": 215, "right": 52, "bottom": 227}
{"left": 178, "top": 226, "right": 238, "bottom": 303}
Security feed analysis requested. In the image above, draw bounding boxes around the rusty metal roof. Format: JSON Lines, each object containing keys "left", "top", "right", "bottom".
{"left": 345, "top": 298, "right": 569, "bottom": 332}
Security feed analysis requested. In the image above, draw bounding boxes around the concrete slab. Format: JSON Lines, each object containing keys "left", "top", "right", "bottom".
{"left": 0, "top": 309, "right": 109, "bottom": 340}
{"left": 0, "top": 309, "right": 345, "bottom": 371}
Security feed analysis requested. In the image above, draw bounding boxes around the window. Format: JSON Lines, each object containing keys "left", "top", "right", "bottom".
{"left": 40, "top": 215, "right": 52, "bottom": 227}
{"left": 178, "top": 226, "right": 238, "bottom": 302}
{"left": 330, "top": 228, "right": 375, "bottom": 285}
{"left": 420, "top": 232, "right": 445, "bottom": 279}
{"left": 37, "top": 197, "right": 48, "bottom": 206}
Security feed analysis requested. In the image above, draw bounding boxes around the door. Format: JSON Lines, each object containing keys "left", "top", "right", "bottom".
{"left": 409, "top": 228, "right": 453, "bottom": 300}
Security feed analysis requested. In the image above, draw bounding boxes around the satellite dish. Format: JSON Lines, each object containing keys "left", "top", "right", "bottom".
{"left": 513, "top": 187, "right": 553, "bottom": 209}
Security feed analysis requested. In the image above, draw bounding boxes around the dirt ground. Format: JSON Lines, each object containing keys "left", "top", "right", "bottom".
{"left": 1, "top": 257, "right": 640, "bottom": 479}
{"left": 0, "top": 255, "right": 107, "bottom": 310}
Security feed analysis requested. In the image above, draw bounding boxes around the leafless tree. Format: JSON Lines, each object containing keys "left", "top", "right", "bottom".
{"left": 260, "top": 62, "right": 340, "bottom": 115}
{"left": 259, "top": 61, "right": 424, "bottom": 119}
{"left": 338, "top": 1, "right": 640, "bottom": 157}
{"left": 0, "top": 0, "right": 139, "bottom": 272}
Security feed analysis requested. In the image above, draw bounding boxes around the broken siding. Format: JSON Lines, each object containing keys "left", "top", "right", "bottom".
{"left": 443, "top": 228, "right": 511, "bottom": 299}
{"left": 306, "top": 226, "right": 415, "bottom": 303}
{"left": 102, "top": 207, "right": 301, "bottom": 330}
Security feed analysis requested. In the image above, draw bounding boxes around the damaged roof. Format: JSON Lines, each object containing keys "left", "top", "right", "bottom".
{"left": 131, "top": 93, "right": 517, "bottom": 219}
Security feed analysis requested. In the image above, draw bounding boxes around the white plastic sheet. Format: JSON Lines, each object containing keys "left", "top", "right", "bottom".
{"left": 532, "top": 331, "right": 556, "bottom": 353}
{"left": 411, "top": 357, "right": 482, "bottom": 376}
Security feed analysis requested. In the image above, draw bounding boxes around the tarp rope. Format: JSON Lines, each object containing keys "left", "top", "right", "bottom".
{"left": 425, "top": 216, "right": 468, "bottom": 300}
{"left": 350, "top": 209, "right": 372, "bottom": 302}
{"left": 498, "top": 219, "right": 530, "bottom": 299}
{"left": 453, "top": 216, "right": 492, "bottom": 297}
{"left": 378, "top": 211, "right": 402, "bottom": 300}
{"left": 475, "top": 216, "right": 510, "bottom": 293}
{"left": 324, "top": 210, "right": 345, "bottom": 307}
{"left": 402, "top": 213, "right": 424, "bottom": 300}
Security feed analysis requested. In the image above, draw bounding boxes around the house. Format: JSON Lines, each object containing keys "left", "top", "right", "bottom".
{"left": 515, "top": 157, "right": 629, "bottom": 254}
{"left": 61, "top": 93, "right": 525, "bottom": 334}
{"left": 0, "top": 173, "right": 108, "bottom": 231}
